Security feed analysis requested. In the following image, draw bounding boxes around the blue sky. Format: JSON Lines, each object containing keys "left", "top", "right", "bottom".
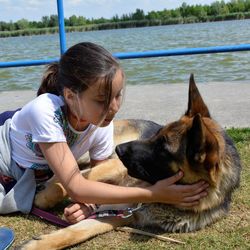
{"left": 0, "top": 0, "right": 226, "bottom": 22}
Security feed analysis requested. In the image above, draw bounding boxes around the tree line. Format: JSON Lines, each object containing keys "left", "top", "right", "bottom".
{"left": 1, "top": 0, "right": 250, "bottom": 37}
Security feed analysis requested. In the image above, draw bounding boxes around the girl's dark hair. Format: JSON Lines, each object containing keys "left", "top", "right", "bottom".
{"left": 37, "top": 42, "right": 121, "bottom": 112}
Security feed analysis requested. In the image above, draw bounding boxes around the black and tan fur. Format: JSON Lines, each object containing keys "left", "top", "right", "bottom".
{"left": 21, "top": 74, "right": 241, "bottom": 250}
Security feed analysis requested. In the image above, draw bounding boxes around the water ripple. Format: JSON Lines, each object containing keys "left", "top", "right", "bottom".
{"left": 0, "top": 20, "right": 250, "bottom": 90}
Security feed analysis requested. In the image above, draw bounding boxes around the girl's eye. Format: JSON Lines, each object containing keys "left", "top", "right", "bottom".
{"left": 95, "top": 100, "right": 105, "bottom": 104}
{"left": 116, "top": 90, "right": 123, "bottom": 98}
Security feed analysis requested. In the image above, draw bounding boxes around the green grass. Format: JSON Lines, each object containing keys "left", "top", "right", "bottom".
{"left": 227, "top": 128, "right": 250, "bottom": 143}
{"left": 1, "top": 128, "right": 249, "bottom": 249}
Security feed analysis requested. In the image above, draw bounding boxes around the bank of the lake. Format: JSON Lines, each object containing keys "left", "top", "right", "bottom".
{"left": 1, "top": 81, "right": 250, "bottom": 128}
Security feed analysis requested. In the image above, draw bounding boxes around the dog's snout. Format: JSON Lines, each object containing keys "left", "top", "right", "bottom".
{"left": 115, "top": 142, "right": 131, "bottom": 158}
{"left": 115, "top": 144, "right": 125, "bottom": 158}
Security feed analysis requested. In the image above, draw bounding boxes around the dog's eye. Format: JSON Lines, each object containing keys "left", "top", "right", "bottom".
{"left": 163, "top": 135, "right": 175, "bottom": 146}
{"left": 162, "top": 135, "right": 181, "bottom": 154}
{"left": 215, "top": 162, "right": 219, "bottom": 171}
{"left": 163, "top": 135, "right": 169, "bottom": 143}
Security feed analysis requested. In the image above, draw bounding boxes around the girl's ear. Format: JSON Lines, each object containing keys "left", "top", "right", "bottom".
{"left": 63, "top": 88, "right": 75, "bottom": 106}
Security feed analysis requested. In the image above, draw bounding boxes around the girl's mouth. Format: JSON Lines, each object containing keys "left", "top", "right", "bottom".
{"left": 104, "top": 118, "right": 112, "bottom": 122}
{"left": 104, "top": 117, "right": 114, "bottom": 122}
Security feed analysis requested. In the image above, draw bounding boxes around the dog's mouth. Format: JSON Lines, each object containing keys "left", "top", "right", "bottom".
{"left": 116, "top": 149, "right": 157, "bottom": 184}
{"left": 116, "top": 140, "right": 177, "bottom": 184}
{"left": 127, "top": 162, "right": 151, "bottom": 180}
{"left": 116, "top": 145, "right": 151, "bottom": 182}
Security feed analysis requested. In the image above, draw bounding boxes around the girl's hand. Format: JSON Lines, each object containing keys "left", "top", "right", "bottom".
{"left": 150, "top": 171, "right": 209, "bottom": 207}
{"left": 64, "top": 203, "right": 96, "bottom": 224}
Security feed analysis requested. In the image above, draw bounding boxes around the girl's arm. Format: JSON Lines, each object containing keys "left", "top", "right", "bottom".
{"left": 38, "top": 142, "right": 208, "bottom": 206}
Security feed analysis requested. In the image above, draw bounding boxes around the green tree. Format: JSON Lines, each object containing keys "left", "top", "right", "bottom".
{"left": 180, "top": 2, "right": 189, "bottom": 17}
{"left": 48, "top": 15, "right": 58, "bottom": 27}
{"left": 132, "top": 9, "right": 145, "bottom": 20}
{"left": 229, "top": 0, "right": 245, "bottom": 12}
{"left": 111, "top": 14, "right": 119, "bottom": 22}
{"left": 245, "top": 0, "right": 250, "bottom": 11}
{"left": 16, "top": 18, "right": 29, "bottom": 30}
{"left": 42, "top": 16, "right": 50, "bottom": 27}
{"left": 68, "top": 15, "right": 78, "bottom": 26}
{"left": 8, "top": 21, "right": 15, "bottom": 31}
{"left": 209, "top": 1, "right": 229, "bottom": 15}
{"left": 94, "top": 17, "right": 108, "bottom": 24}
{"left": 78, "top": 16, "right": 86, "bottom": 26}
{"left": 147, "top": 11, "right": 160, "bottom": 20}
{"left": 193, "top": 5, "right": 208, "bottom": 19}
{"left": 36, "top": 21, "right": 44, "bottom": 29}
{"left": 170, "top": 9, "right": 181, "bottom": 18}
{"left": 120, "top": 14, "right": 131, "bottom": 21}
{"left": 210, "top": 1, "right": 222, "bottom": 15}
{"left": 160, "top": 9, "right": 171, "bottom": 20}
{"left": 0, "top": 21, "right": 10, "bottom": 31}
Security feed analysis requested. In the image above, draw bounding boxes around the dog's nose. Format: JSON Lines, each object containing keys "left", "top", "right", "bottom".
{"left": 115, "top": 142, "right": 130, "bottom": 158}
{"left": 115, "top": 145, "right": 124, "bottom": 158}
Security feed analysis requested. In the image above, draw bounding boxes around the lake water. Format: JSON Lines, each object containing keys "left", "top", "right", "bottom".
{"left": 0, "top": 19, "right": 250, "bottom": 91}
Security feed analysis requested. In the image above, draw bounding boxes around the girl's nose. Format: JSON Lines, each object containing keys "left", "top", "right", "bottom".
{"left": 109, "top": 97, "right": 120, "bottom": 114}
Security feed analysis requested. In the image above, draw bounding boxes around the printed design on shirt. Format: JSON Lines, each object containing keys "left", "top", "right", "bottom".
{"left": 30, "top": 163, "right": 49, "bottom": 170}
{"left": 53, "top": 107, "right": 79, "bottom": 147}
{"left": 25, "top": 133, "right": 43, "bottom": 157}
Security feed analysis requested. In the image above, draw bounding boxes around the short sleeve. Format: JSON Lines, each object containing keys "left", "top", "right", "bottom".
{"left": 89, "top": 121, "right": 114, "bottom": 160}
{"left": 26, "top": 94, "right": 66, "bottom": 143}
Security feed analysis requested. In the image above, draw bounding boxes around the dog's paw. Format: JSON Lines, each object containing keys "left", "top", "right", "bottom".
{"left": 18, "top": 236, "right": 46, "bottom": 250}
{"left": 163, "top": 219, "right": 193, "bottom": 233}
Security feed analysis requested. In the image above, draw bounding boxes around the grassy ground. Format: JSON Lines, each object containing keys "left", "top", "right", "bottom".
{"left": 0, "top": 128, "right": 249, "bottom": 250}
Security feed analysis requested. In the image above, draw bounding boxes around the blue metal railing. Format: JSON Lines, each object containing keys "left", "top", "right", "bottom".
{"left": 57, "top": 0, "right": 66, "bottom": 55}
{"left": 0, "top": 0, "right": 250, "bottom": 69}
{"left": 113, "top": 44, "right": 250, "bottom": 59}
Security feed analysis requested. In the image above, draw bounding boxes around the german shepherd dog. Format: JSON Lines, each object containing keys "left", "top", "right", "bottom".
{"left": 21, "top": 74, "right": 241, "bottom": 250}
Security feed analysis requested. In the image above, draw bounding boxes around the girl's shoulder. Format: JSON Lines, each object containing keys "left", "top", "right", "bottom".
{"left": 13, "top": 94, "right": 65, "bottom": 124}
{"left": 34, "top": 93, "right": 64, "bottom": 107}
{"left": 23, "top": 93, "right": 64, "bottom": 113}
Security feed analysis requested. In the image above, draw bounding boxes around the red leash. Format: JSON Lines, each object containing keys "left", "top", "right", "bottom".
{"left": 31, "top": 207, "right": 71, "bottom": 228}
{"left": 31, "top": 204, "right": 143, "bottom": 228}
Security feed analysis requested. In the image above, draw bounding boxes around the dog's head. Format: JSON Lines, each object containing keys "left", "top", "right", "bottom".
{"left": 116, "top": 74, "right": 225, "bottom": 186}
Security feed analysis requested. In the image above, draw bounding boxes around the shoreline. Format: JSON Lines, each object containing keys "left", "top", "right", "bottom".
{"left": 1, "top": 18, "right": 250, "bottom": 39}
{"left": 0, "top": 82, "right": 249, "bottom": 128}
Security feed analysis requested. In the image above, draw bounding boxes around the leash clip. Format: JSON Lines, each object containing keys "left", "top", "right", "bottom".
{"left": 121, "top": 203, "right": 143, "bottom": 219}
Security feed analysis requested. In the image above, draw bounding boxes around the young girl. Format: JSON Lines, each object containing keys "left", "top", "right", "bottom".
{"left": 0, "top": 42, "right": 208, "bottom": 224}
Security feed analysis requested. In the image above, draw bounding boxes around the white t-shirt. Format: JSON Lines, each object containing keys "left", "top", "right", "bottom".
{"left": 9, "top": 93, "right": 113, "bottom": 170}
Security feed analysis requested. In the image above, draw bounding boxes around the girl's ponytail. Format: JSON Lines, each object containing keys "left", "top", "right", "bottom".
{"left": 37, "top": 63, "right": 61, "bottom": 96}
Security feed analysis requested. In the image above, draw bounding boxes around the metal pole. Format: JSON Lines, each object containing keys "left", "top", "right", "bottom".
{"left": 0, "top": 59, "right": 59, "bottom": 68}
{"left": 113, "top": 43, "right": 250, "bottom": 59}
{"left": 57, "top": 0, "right": 67, "bottom": 54}
{"left": 1, "top": 43, "right": 250, "bottom": 68}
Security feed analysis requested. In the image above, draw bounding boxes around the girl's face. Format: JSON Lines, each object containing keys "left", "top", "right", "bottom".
{"left": 66, "top": 69, "right": 124, "bottom": 130}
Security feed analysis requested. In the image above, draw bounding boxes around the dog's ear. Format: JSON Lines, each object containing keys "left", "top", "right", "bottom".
{"left": 187, "top": 114, "right": 206, "bottom": 164}
{"left": 185, "top": 74, "right": 210, "bottom": 118}
{"left": 187, "top": 113, "right": 221, "bottom": 185}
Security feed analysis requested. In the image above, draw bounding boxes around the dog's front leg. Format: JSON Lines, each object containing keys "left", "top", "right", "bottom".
{"left": 34, "top": 176, "right": 67, "bottom": 209}
{"left": 82, "top": 158, "right": 128, "bottom": 185}
{"left": 20, "top": 216, "right": 132, "bottom": 250}
{"left": 34, "top": 159, "right": 127, "bottom": 209}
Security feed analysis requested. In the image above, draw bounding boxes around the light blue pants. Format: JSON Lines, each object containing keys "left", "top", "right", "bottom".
{"left": 0, "top": 119, "right": 36, "bottom": 214}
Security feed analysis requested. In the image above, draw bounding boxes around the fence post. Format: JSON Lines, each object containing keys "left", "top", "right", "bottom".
{"left": 57, "top": 0, "right": 67, "bottom": 54}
